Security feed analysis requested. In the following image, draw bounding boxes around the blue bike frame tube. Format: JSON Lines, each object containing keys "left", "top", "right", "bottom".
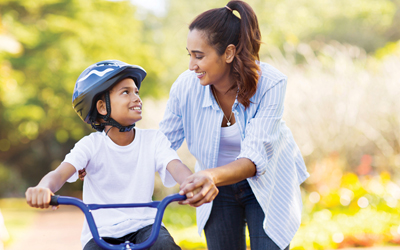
{"left": 50, "top": 194, "right": 186, "bottom": 250}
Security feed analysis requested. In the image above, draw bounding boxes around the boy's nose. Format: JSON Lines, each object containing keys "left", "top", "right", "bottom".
{"left": 131, "top": 93, "right": 141, "bottom": 103}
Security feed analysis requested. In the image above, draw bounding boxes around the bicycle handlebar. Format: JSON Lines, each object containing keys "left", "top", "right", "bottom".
{"left": 50, "top": 193, "right": 186, "bottom": 250}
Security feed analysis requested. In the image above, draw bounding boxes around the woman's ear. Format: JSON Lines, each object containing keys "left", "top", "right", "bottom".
{"left": 225, "top": 44, "right": 236, "bottom": 64}
{"left": 96, "top": 99, "right": 107, "bottom": 116}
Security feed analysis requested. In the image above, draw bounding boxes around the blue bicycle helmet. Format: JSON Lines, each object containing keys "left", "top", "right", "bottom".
{"left": 72, "top": 60, "right": 147, "bottom": 132}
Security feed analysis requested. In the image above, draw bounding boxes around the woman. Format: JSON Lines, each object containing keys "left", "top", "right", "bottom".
{"left": 160, "top": 1, "right": 309, "bottom": 249}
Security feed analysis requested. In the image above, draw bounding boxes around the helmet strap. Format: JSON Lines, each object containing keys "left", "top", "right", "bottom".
{"left": 91, "top": 91, "right": 136, "bottom": 133}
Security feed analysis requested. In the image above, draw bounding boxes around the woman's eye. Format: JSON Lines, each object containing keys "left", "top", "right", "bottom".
{"left": 122, "top": 90, "right": 128, "bottom": 94}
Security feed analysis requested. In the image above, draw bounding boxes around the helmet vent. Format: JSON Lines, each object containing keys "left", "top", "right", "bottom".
{"left": 97, "top": 62, "right": 116, "bottom": 67}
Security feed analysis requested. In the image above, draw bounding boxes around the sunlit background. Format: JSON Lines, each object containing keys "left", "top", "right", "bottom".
{"left": 1, "top": 0, "right": 400, "bottom": 249}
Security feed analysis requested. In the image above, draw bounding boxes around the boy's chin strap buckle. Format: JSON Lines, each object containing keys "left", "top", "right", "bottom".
{"left": 97, "top": 117, "right": 135, "bottom": 132}
{"left": 91, "top": 91, "right": 135, "bottom": 132}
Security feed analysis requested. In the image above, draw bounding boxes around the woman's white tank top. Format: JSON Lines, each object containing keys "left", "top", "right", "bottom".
{"left": 216, "top": 123, "right": 241, "bottom": 167}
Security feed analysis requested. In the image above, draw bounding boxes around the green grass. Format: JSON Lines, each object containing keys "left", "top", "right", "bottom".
{"left": 163, "top": 203, "right": 207, "bottom": 249}
{"left": 162, "top": 203, "right": 251, "bottom": 249}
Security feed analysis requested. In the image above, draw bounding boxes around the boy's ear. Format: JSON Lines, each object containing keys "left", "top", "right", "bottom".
{"left": 96, "top": 99, "right": 107, "bottom": 116}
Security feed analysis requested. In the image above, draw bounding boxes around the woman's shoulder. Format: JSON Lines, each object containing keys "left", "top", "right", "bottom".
{"left": 255, "top": 61, "right": 288, "bottom": 93}
{"left": 169, "top": 70, "right": 205, "bottom": 101}
{"left": 258, "top": 61, "right": 287, "bottom": 83}
{"left": 177, "top": 69, "right": 196, "bottom": 80}
{"left": 171, "top": 70, "right": 199, "bottom": 91}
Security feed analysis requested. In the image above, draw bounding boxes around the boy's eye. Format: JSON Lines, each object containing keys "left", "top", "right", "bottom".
{"left": 122, "top": 90, "right": 129, "bottom": 94}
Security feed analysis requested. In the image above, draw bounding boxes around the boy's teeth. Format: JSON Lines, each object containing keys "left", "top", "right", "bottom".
{"left": 197, "top": 72, "right": 205, "bottom": 76}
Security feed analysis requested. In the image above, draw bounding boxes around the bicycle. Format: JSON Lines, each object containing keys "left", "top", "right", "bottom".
{"left": 50, "top": 193, "right": 186, "bottom": 250}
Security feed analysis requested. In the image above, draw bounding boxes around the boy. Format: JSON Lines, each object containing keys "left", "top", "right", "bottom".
{"left": 25, "top": 60, "right": 193, "bottom": 250}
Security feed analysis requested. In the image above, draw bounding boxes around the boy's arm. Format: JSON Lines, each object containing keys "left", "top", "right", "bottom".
{"left": 25, "top": 162, "right": 76, "bottom": 209}
{"left": 166, "top": 160, "right": 196, "bottom": 200}
{"left": 166, "top": 159, "right": 193, "bottom": 185}
{"left": 166, "top": 159, "right": 218, "bottom": 206}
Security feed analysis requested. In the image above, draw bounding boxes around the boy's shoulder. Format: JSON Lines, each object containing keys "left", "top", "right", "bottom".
{"left": 135, "top": 128, "right": 165, "bottom": 140}
{"left": 75, "top": 131, "right": 104, "bottom": 145}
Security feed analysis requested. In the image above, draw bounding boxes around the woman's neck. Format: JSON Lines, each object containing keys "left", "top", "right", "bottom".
{"left": 212, "top": 83, "right": 237, "bottom": 101}
{"left": 104, "top": 127, "right": 135, "bottom": 146}
{"left": 212, "top": 74, "right": 237, "bottom": 96}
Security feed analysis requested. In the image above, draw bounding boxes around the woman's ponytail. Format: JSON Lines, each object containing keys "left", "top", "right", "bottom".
{"left": 189, "top": 0, "right": 262, "bottom": 108}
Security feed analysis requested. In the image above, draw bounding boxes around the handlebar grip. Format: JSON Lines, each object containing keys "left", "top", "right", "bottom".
{"left": 49, "top": 195, "right": 60, "bottom": 206}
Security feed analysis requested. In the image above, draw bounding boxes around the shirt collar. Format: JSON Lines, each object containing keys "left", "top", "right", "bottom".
{"left": 203, "top": 85, "right": 244, "bottom": 110}
{"left": 202, "top": 85, "right": 220, "bottom": 110}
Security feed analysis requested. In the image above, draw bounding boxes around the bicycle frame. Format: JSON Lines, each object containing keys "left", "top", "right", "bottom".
{"left": 50, "top": 193, "right": 186, "bottom": 250}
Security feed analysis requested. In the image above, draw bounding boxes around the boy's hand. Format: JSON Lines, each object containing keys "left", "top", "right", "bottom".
{"left": 25, "top": 187, "right": 57, "bottom": 210}
{"left": 182, "top": 186, "right": 202, "bottom": 204}
{"left": 78, "top": 168, "right": 86, "bottom": 181}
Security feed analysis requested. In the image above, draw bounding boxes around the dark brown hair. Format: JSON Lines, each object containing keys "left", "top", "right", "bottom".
{"left": 189, "top": 0, "right": 261, "bottom": 108}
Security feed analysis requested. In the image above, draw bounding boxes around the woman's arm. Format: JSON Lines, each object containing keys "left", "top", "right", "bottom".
{"left": 204, "top": 158, "right": 256, "bottom": 186}
{"left": 167, "top": 159, "right": 219, "bottom": 204}
{"left": 178, "top": 158, "right": 255, "bottom": 207}
{"left": 180, "top": 78, "right": 287, "bottom": 207}
{"left": 25, "top": 162, "right": 76, "bottom": 209}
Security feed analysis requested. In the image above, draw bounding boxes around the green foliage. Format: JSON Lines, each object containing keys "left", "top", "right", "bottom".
{"left": 289, "top": 153, "right": 400, "bottom": 249}
{"left": 163, "top": 203, "right": 207, "bottom": 249}
{"left": 163, "top": 203, "right": 196, "bottom": 229}
{"left": 0, "top": 164, "right": 25, "bottom": 197}
{"left": 0, "top": 0, "right": 165, "bottom": 191}
{"left": 0, "top": 0, "right": 399, "bottom": 200}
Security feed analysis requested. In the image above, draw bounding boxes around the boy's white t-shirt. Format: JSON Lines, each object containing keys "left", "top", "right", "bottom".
{"left": 63, "top": 128, "right": 179, "bottom": 247}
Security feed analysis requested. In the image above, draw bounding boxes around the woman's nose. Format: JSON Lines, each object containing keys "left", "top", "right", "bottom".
{"left": 189, "top": 58, "right": 198, "bottom": 71}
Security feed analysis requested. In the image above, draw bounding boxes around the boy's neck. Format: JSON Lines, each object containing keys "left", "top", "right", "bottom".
{"left": 104, "top": 127, "right": 135, "bottom": 146}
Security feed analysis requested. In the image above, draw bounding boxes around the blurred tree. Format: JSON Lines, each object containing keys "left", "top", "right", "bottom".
{"left": 0, "top": 0, "right": 399, "bottom": 197}
{"left": 0, "top": 0, "right": 162, "bottom": 195}
{"left": 136, "top": 0, "right": 399, "bottom": 90}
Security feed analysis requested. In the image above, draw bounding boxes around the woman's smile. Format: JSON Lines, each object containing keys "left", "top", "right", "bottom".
{"left": 187, "top": 29, "right": 232, "bottom": 87}
{"left": 196, "top": 72, "right": 206, "bottom": 79}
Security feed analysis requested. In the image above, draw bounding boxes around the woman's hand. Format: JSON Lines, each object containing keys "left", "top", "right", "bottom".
{"left": 179, "top": 170, "right": 219, "bottom": 207}
{"left": 78, "top": 168, "right": 86, "bottom": 181}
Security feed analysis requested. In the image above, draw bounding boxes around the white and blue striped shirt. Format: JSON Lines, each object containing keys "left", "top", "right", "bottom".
{"left": 159, "top": 62, "right": 309, "bottom": 249}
